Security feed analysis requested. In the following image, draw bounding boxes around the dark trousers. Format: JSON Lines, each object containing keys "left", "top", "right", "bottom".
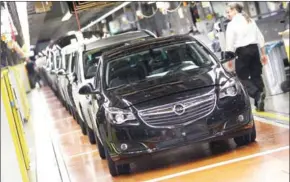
{"left": 28, "top": 72, "right": 42, "bottom": 89}
{"left": 235, "top": 44, "right": 264, "bottom": 100}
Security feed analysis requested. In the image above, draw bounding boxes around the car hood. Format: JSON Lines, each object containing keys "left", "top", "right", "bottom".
{"left": 106, "top": 66, "right": 230, "bottom": 109}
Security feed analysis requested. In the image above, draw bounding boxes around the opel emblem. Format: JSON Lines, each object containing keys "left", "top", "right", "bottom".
{"left": 173, "top": 104, "right": 185, "bottom": 115}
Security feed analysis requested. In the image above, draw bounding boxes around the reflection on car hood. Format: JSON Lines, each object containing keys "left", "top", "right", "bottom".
{"left": 106, "top": 66, "right": 229, "bottom": 109}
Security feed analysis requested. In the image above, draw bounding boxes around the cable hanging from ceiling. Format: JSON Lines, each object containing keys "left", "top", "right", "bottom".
{"left": 166, "top": 2, "right": 182, "bottom": 13}
{"left": 138, "top": 2, "right": 158, "bottom": 19}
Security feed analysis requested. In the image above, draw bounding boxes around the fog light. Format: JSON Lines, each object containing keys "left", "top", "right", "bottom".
{"left": 120, "top": 143, "right": 128, "bottom": 151}
{"left": 238, "top": 115, "right": 244, "bottom": 122}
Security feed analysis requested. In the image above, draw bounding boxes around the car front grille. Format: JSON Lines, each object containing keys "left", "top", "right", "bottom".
{"left": 138, "top": 93, "right": 216, "bottom": 127}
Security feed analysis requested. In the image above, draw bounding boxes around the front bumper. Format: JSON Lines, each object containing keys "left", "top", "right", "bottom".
{"left": 110, "top": 120, "right": 254, "bottom": 164}
{"left": 103, "top": 87, "right": 253, "bottom": 164}
{"left": 105, "top": 105, "right": 253, "bottom": 165}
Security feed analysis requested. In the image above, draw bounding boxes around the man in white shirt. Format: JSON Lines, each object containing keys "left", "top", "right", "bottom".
{"left": 226, "top": 3, "right": 267, "bottom": 112}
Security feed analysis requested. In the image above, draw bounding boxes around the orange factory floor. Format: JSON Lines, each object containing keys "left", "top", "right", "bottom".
{"left": 27, "top": 87, "right": 289, "bottom": 182}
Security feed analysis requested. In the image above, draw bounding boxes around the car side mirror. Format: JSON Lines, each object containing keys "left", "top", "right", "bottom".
{"left": 73, "top": 72, "right": 78, "bottom": 82}
{"left": 50, "top": 70, "right": 56, "bottom": 74}
{"left": 57, "top": 69, "right": 66, "bottom": 76}
{"left": 79, "top": 83, "right": 100, "bottom": 95}
{"left": 221, "top": 51, "right": 236, "bottom": 64}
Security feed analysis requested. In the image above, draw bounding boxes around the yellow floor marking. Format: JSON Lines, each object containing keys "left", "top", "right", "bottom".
{"left": 252, "top": 110, "right": 289, "bottom": 122}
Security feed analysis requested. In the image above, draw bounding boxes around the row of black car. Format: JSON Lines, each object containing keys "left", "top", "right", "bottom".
{"left": 42, "top": 30, "right": 256, "bottom": 176}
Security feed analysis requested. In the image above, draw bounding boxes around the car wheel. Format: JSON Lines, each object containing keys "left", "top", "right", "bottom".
{"left": 281, "top": 80, "right": 290, "bottom": 93}
{"left": 105, "top": 150, "right": 130, "bottom": 176}
{"left": 96, "top": 136, "right": 106, "bottom": 159}
{"left": 79, "top": 120, "right": 87, "bottom": 135}
{"left": 70, "top": 107, "right": 77, "bottom": 122}
{"left": 66, "top": 104, "right": 71, "bottom": 113}
{"left": 234, "top": 122, "right": 256, "bottom": 146}
{"left": 86, "top": 125, "right": 96, "bottom": 144}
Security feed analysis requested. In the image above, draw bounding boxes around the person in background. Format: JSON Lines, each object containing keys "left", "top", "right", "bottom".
{"left": 26, "top": 57, "right": 42, "bottom": 89}
{"left": 35, "top": 54, "right": 47, "bottom": 86}
{"left": 225, "top": 3, "right": 267, "bottom": 112}
{"left": 25, "top": 59, "right": 37, "bottom": 89}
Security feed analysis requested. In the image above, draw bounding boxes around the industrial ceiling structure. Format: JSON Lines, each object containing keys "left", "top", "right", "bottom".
{"left": 27, "top": 2, "right": 121, "bottom": 46}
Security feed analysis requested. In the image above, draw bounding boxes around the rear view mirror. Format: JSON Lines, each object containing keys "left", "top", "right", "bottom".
{"left": 57, "top": 69, "right": 66, "bottom": 76}
{"left": 79, "top": 83, "right": 99, "bottom": 95}
{"left": 221, "top": 51, "right": 236, "bottom": 64}
{"left": 73, "top": 72, "right": 78, "bottom": 82}
{"left": 50, "top": 70, "right": 56, "bottom": 74}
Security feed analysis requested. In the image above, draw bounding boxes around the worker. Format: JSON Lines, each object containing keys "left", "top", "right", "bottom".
{"left": 35, "top": 54, "right": 47, "bottom": 86}
{"left": 225, "top": 3, "right": 267, "bottom": 112}
{"left": 26, "top": 57, "right": 42, "bottom": 89}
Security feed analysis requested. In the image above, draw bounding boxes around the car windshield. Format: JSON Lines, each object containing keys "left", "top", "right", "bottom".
{"left": 105, "top": 41, "right": 216, "bottom": 89}
{"left": 83, "top": 41, "right": 146, "bottom": 79}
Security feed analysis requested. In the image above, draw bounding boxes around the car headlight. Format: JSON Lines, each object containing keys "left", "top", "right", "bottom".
{"left": 219, "top": 78, "right": 239, "bottom": 99}
{"left": 105, "top": 107, "right": 136, "bottom": 124}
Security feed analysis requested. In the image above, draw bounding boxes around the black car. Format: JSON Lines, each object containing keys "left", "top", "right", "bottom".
{"left": 79, "top": 35, "right": 256, "bottom": 176}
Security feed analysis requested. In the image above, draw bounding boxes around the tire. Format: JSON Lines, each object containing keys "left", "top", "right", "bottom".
{"left": 86, "top": 125, "right": 96, "bottom": 144}
{"left": 79, "top": 120, "right": 87, "bottom": 135}
{"left": 281, "top": 80, "right": 290, "bottom": 93}
{"left": 65, "top": 103, "right": 70, "bottom": 113}
{"left": 79, "top": 107, "right": 87, "bottom": 135}
{"left": 234, "top": 122, "right": 256, "bottom": 146}
{"left": 96, "top": 136, "right": 106, "bottom": 159}
{"left": 105, "top": 150, "right": 130, "bottom": 176}
{"left": 70, "top": 107, "right": 77, "bottom": 121}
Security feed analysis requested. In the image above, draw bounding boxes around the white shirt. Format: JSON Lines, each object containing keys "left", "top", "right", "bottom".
{"left": 226, "top": 13, "right": 265, "bottom": 52}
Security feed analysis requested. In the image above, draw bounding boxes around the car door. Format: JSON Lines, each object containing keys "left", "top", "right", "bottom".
{"left": 66, "top": 52, "right": 77, "bottom": 109}
{"left": 88, "top": 61, "right": 102, "bottom": 139}
{"left": 45, "top": 51, "right": 54, "bottom": 86}
{"left": 81, "top": 57, "right": 100, "bottom": 130}
{"left": 49, "top": 51, "right": 58, "bottom": 91}
{"left": 71, "top": 50, "right": 85, "bottom": 121}
{"left": 73, "top": 49, "right": 93, "bottom": 127}
{"left": 55, "top": 51, "right": 65, "bottom": 100}
{"left": 62, "top": 53, "right": 72, "bottom": 106}
{"left": 58, "top": 52, "right": 69, "bottom": 103}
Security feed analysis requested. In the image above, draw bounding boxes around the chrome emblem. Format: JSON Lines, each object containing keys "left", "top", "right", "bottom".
{"left": 173, "top": 104, "right": 185, "bottom": 115}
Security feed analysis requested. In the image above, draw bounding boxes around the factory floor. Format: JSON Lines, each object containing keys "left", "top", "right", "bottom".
{"left": 26, "top": 86, "right": 289, "bottom": 182}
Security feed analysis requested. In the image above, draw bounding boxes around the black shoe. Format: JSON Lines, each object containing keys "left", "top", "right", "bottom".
{"left": 256, "top": 92, "right": 266, "bottom": 112}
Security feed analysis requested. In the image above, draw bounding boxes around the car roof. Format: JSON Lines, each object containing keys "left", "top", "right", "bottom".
{"left": 84, "top": 31, "right": 154, "bottom": 52}
{"left": 102, "top": 34, "right": 195, "bottom": 61}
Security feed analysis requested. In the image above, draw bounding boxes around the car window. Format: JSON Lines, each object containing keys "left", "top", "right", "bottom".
{"left": 83, "top": 38, "right": 151, "bottom": 80}
{"left": 76, "top": 52, "right": 82, "bottom": 81}
{"left": 65, "top": 54, "right": 71, "bottom": 72}
{"left": 71, "top": 52, "right": 79, "bottom": 79}
{"left": 83, "top": 51, "right": 101, "bottom": 79}
{"left": 93, "top": 63, "right": 101, "bottom": 90}
{"left": 49, "top": 52, "right": 55, "bottom": 70}
{"left": 70, "top": 53, "right": 76, "bottom": 73}
{"left": 105, "top": 41, "right": 215, "bottom": 89}
{"left": 55, "top": 52, "right": 62, "bottom": 69}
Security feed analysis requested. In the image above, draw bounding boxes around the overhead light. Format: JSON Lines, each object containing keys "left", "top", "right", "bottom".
{"left": 62, "top": 11, "right": 72, "bottom": 22}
